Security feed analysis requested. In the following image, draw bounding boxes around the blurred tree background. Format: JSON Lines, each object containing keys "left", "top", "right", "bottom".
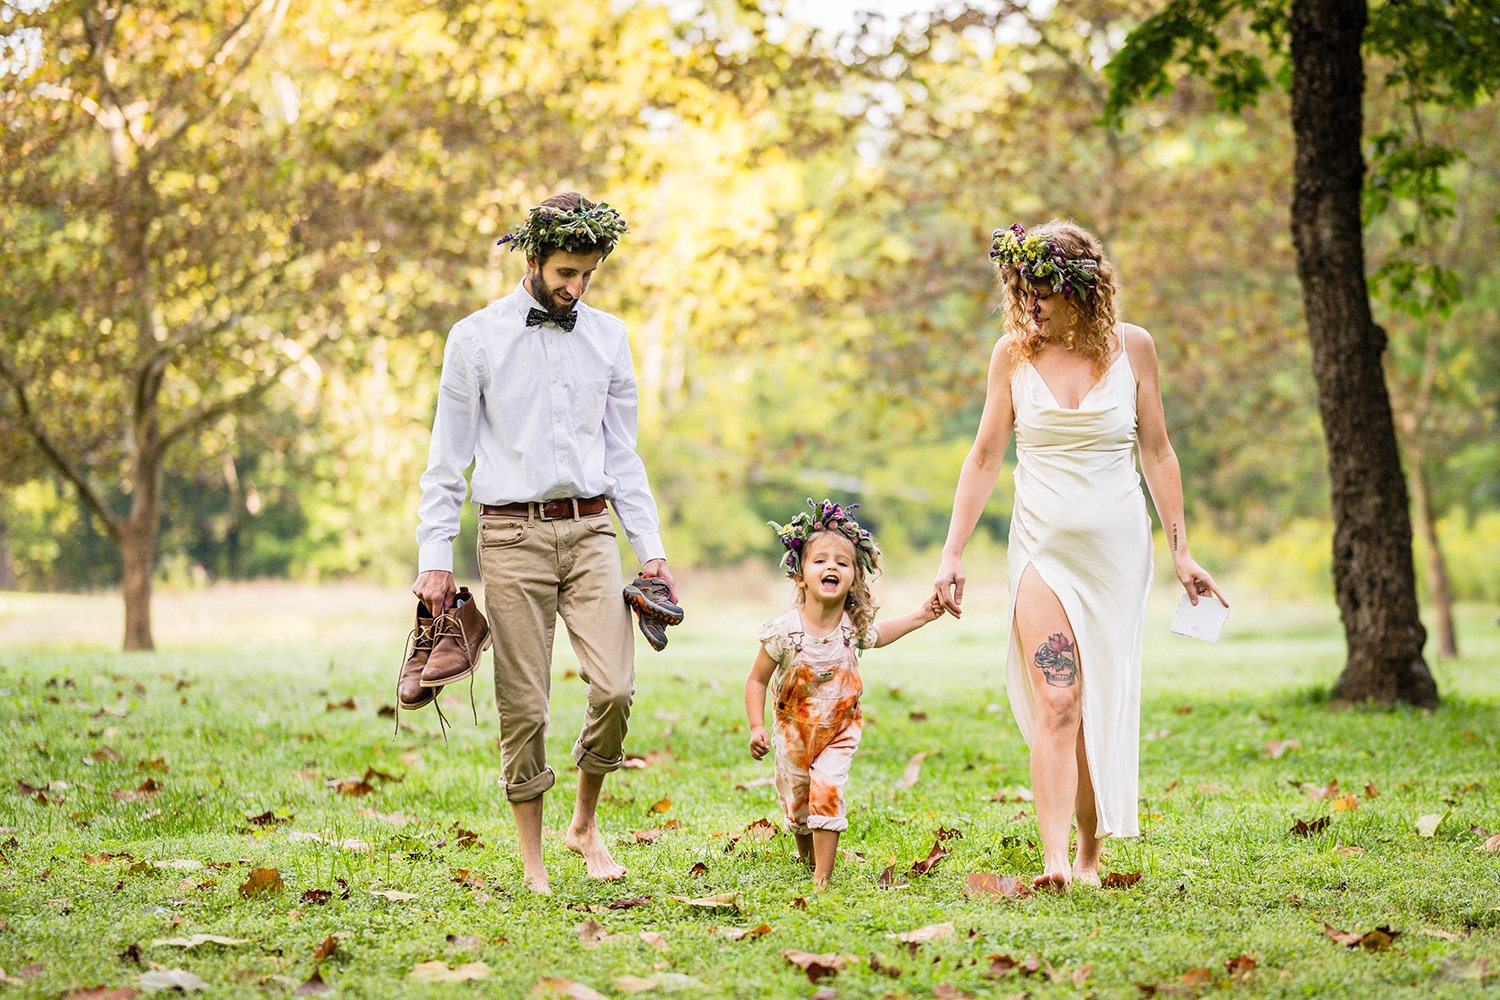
{"left": 2, "top": 1, "right": 1497, "bottom": 648}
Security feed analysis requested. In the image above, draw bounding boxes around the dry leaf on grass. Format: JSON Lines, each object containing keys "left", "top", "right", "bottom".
{"left": 1481, "top": 833, "right": 1500, "bottom": 853}
{"left": 310, "top": 934, "right": 339, "bottom": 962}
{"left": 909, "top": 840, "right": 949, "bottom": 877}
{"left": 877, "top": 865, "right": 908, "bottom": 890}
{"left": 667, "top": 891, "right": 743, "bottom": 910}
{"left": 1417, "top": 813, "right": 1447, "bottom": 838}
{"left": 895, "top": 750, "right": 938, "bottom": 789}
{"left": 890, "top": 921, "right": 953, "bottom": 955}
{"left": 963, "top": 872, "right": 1031, "bottom": 899}
{"left": 150, "top": 935, "right": 249, "bottom": 949}
{"left": 1289, "top": 817, "right": 1331, "bottom": 837}
{"left": 648, "top": 798, "right": 672, "bottom": 814}
{"left": 638, "top": 931, "right": 669, "bottom": 951}
{"left": 409, "top": 960, "right": 490, "bottom": 982}
{"left": 237, "top": 868, "right": 283, "bottom": 897}
{"left": 300, "top": 889, "right": 333, "bottom": 905}
{"left": 1263, "top": 738, "right": 1300, "bottom": 759}
{"left": 1330, "top": 794, "right": 1359, "bottom": 812}
{"left": 138, "top": 970, "right": 208, "bottom": 992}
{"left": 932, "top": 985, "right": 973, "bottom": 999}
{"left": 294, "top": 970, "right": 331, "bottom": 996}
{"left": 986, "top": 953, "right": 1059, "bottom": 979}
{"left": 1364, "top": 781, "right": 1379, "bottom": 799}
{"left": 1101, "top": 871, "right": 1142, "bottom": 889}
{"left": 612, "top": 973, "right": 705, "bottom": 994}
{"left": 369, "top": 889, "right": 417, "bottom": 902}
{"left": 782, "top": 949, "right": 856, "bottom": 983}
{"left": 687, "top": 862, "right": 709, "bottom": 877}
{"left": 607, "top": 895, "right": 650, "bottom": 910}
{"left": 1417, "top": 929, "right": 1462, "bottom": 942}
{"left": 1304, "top": 779, "right": 1340, "bottom": 801}
{"left": 743, "top": 817, "right": 776, "bottom": 840}
{"left": 576, "top": 919, "right": 608, "bottom": 946}
{"left": 714, "top": 924, "right": 772, "bottom": 941}
{"left": 247, "top": 810, "right": 291, "bottom": 826}
{"left": 533, "top": 979, "right": 610, "bottom": 1000}
{"left": 631, "top": 828, "right": 664, "bottom": 844}
{"left": 1324, "top": 922, "right": 1401, "bottom": 950}
{"left": 987, "top": 785, "right": 1033, "bottom": 803}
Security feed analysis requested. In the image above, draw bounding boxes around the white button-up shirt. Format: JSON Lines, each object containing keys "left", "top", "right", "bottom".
{"left": 416, "top": 283, "right": 666, "bottom": 572}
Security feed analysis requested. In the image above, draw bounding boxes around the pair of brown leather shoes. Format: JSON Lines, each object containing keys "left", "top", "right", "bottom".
{"left": 396, "top": 587, "right": 490, "bottom": 713}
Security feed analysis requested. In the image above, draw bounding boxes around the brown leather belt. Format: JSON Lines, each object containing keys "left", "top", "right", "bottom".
{"left": 480, "top": 495, "right": 607, "bottom": 520}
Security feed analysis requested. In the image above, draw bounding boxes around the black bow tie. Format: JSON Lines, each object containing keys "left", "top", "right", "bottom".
{"left": 525, "top": 307, "right": 577, "bottom": 332}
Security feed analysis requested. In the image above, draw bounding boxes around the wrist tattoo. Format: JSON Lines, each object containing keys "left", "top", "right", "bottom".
{"left": 1171, "top": 523, "right": 1179, "bottom": 553}
{"left": 1034, "top": 632, "right": 1077, "bottom": 688}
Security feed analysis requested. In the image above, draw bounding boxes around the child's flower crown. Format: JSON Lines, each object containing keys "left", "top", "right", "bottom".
{"left": 496, "top": 201, "right": 629, "bottom": 259}
{"left": 989, "top": 223, "right": 1100, "bottom": 307}
{"left": 768, "top": 498, "right": 880, "bottom": 576}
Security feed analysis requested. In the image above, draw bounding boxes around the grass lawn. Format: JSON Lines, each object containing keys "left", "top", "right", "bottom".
{"left": 1, "top": 580, "right": 1497, "bottom": 998}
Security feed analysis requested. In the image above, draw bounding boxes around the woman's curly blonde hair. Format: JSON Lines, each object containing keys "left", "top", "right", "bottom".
{"left": 791, "top": 531, "right": 881, "bottom": 646}
{"left": 997, "top": 220, "right": 1120, "bottom": 377}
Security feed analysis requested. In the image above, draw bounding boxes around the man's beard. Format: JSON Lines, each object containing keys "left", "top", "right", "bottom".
{"left": 526, "top": 272, "right": 577, "bottom": 316}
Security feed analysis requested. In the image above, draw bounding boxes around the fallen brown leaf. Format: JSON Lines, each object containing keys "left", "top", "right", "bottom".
{"left": 300, "top": 889, "right": 333, "bottom": 905}
{"left": 237, "top": 867, "right": 283, "bottom": 898}
{"left": 790, "top": 896, "right": 808, "bottom": 910}
{"left": 934, "top": 825, "right": 963, "bottom": 841}
{"left": 1417, "top": 929, "right": 1462, "bottom": 942}
{"left": 606, "top": 895, "right": 649, "bottom": 909}
{"left": 743, "top": 817, "right": 776, "bottom": 840}
{"left": 877, "top": 865, "right": 908, "bottom": 889}
{"left": 577, "top": 918, "right": 608, "bottom": 946}
{"left": 1225, "top": 953, "right": 1257, "bottom": 975}
{"left": 247, "top": 810, "right": 290, "bottom": 826}
{"left": 294, "top": 970, "right": 331, "bottom": 995}
{"left": 668, "top": 891, "right": 742, "bottom": 910}
{"left": 932, "top": 985, "right": 973, "bottom": 999}
{"left": 648, "top": 798, "right": 672, "bottom": 814}
{"left": 909, "top": 840, "right": 948, "bottom": 877}
{"left": 631, "top": 828, "right": 663, "bottom": 844}
{"left": 895, "top": 750, "right": 938, "bottom": 789}
{"left": 368, "top": 889, "right": 417, "bottom": 902}
{"left": 988, "top": 785, "right": 1034, "bottom": 803}
{"left": 136, "top": 757, "right": 169, "bottom": 773}
{"left": 963, "top": 872, "right": 1031, "bottom": 899}
{"left": 409, "top": 960, "right": 490, "bottom": 982}
{"left": 325, "top": 697, "right": 357, "bottom": 712}
{"left": 311, "top": 934, "right": 339, "bottom": 962}
{"left": 1290, "top": 816, "right": 1331, "bottom": 837}
{"left": 1102, "top": 871, "right": 1143, "bottom": 889}
{"left": 714, "top": 924, "right": 772, "bottom": 941}
{"left": 1364, "top": 781, "right": 1379, "bottom": 799}
{"left": 1305, "top": 779, "right": 1340, "bottom": 801}
{"left": 687, "top": 862, "right": 709, "bottom": 877}
{"left": 891, "top": 920, "right": 953, "bottom": 955}
{"left": 1263, "top": 738, "right": 1301, "bottom": 759}
{"left": 782, "top": 949, "right": 854, "bottom": 983}
{"left": 638, "top": 931, "right": 668, "bottom": 951}
{"left": 1480, "top": 833, "right": 1500, "bottom": 853}
{"left": 533, "top": 979, "right": 610, "bottom": 1000}
{"left": 869, "top": 951, "right": 902, "bottom": 978}
{"left": 1324, "top": 922, "right": 1401, "bottom": 950}
{"left": 137, "top": 970, "right": 207, "bottom": 992}
{"left": 1330, "top": 794, "right": 1359, "bottom": 813}
{"left": 151, "top": 934, "right": 250, "bottom": 949}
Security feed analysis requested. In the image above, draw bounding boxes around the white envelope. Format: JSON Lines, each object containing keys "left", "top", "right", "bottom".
{"left": 1169, "top": 593, "right": 1230, "bottom": 643}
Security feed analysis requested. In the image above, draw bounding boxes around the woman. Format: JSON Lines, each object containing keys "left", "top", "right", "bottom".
{"left": 933, "top": 221, "right": 1226, "bottom": 891}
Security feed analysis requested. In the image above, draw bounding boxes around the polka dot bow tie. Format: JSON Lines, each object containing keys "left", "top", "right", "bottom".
{"left": 525, "top": 307, "right": 577, "bottom": 332}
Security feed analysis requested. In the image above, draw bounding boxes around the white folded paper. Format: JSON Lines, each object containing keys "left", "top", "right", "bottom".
{"left": 1169, "top": 593, "right": 1230, "bottom": 643}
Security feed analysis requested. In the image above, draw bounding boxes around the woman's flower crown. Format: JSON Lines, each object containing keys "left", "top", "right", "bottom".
{"left": 496, "top": 201, "right": 629, "bottom": 259}
{"left": 989, "top": 223, "right": 1100, "bottom": 307}
{"left": 768, "top": 498, "right": 880, "bottom": 576}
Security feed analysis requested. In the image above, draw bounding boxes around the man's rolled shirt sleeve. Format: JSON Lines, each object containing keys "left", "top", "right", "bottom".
{"left": 416, "top": 324, "right": 483, "bottom": 574}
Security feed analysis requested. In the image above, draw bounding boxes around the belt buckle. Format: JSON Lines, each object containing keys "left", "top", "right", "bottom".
{"left": 537, "top": 498, "right": 579, "bottom": 521}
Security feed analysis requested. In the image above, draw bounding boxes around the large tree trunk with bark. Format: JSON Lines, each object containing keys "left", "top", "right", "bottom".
{"left": 120, "top": 443, "right": 162, "bottom": 652}
{"left": 1410, "top": 452, "right": 1458, "bottom": 657}
{"left": 1288, "top": 0, "right": 1437, "bottom": 705}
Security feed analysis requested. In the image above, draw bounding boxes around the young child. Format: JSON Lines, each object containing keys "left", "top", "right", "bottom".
{"left": 744, "top": 498, "right": 943, "bottom": 886}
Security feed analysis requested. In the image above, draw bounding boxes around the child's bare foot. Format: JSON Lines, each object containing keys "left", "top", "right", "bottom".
{"left": 1071, "top": 864, "right": 1101, "bottom": 888}
{"left": 1032, "top": 870, "right": 1070, "bottom": 893}
{"left": 811, "top": 877, "right": 831, "bottom": 892}
{"left": 522, "top": 863, "right": 552, "bottom": 895}
{"left": 565, "top": 823, "right": 627, "bottom": 880}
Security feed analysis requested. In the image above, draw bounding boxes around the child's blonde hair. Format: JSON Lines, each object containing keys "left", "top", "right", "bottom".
{"left": 791, "top": 531, "right": 882, "bottom": 643}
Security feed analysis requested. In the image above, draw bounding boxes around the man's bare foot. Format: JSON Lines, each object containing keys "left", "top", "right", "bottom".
{"left": 1071, "top": 865, "right": 1101, "bottom": 888}
{"left": 1032, "top": 870, "right": 1070, "bottom": 893}
{"left": 565, "top": 823, "right": 627, "bottom": 880}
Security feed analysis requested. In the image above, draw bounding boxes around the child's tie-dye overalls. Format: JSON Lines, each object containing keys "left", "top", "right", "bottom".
{"left": 758, "top": 610, "right": 877, "bottom": 834}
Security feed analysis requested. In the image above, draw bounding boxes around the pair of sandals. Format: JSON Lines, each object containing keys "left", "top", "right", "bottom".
{"left": 623, "top": 574, "right": 683, "bottom": 651}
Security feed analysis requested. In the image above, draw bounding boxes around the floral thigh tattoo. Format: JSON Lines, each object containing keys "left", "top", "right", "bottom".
{"left": 1034, "top": 632, "right": 1077, "bottom": 687}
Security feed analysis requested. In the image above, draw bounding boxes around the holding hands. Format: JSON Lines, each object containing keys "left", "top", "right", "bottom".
{"left": 933, "top": 552, "right": 965, "bottom": 619}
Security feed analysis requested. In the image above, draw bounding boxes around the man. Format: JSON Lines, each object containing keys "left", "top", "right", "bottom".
{"left": 412, "top": 192, "right": 676, "bottom": 893}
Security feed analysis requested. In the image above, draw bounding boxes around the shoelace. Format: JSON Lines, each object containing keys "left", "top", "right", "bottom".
{"left": 431, "top": 610, "right": 480, "bottom": 726}
{"left": 394, "top": 621, "right": 452, "bottom": 742}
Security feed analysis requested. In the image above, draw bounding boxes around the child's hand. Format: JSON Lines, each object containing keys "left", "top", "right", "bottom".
{"left": 919, "top": 593, "right": 945, "bottom": 623}
{"left": 748, "top": 725, "right": 770, "bottom": 760}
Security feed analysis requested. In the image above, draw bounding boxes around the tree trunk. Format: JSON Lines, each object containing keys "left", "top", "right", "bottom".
{"left": 1410, "top": 451, "right": 1458, "bottom": 657}
{"left": 121, "top": 446, "right": 162, "bottom": 651}
{"left": 1288, "top": 0, "right": 1436, "bottom": 706}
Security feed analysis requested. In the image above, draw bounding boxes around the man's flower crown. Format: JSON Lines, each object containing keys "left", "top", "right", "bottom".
{"left": 989, "top": 223, "right": 1100, "bottom": 307}
{"left": 768, "top": 498, "right": 880, "bottom": 576}
{"left": 496, "top": 201, "right": 629, "bottom": 259}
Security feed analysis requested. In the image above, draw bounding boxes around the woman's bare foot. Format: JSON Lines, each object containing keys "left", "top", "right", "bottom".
{"left": 1071, "top": 864, "right": 1101, "bottom": 888}
{"left": 1032, "top": 870, "right": 1070, "bottom": 893}
{"left": 565, "top": 822, "right": 627, "bottom": 880}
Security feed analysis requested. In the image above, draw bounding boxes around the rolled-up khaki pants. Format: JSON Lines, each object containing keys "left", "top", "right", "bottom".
{"left": 476, "top": 508, "right": 634, "bottom": 802}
